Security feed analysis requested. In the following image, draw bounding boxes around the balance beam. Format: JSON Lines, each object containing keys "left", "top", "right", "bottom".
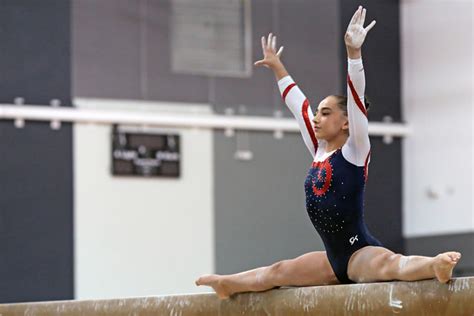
{"left": 0, "top": 277, "right": 472, "bottom": 315}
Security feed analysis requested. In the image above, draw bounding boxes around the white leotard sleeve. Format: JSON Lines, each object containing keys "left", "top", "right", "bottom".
{"left": 277, "top": 76, "right": 323, "bottom": 158}
{"left": 341, "top": 57, "right": 371, "bottom": 173}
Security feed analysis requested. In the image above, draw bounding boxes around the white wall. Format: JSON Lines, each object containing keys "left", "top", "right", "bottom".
{"left": 401, "top": 0, "right": 473, "bottom": 237}
{"left": 73, "top": 99, "right": 214, "bottom": 299}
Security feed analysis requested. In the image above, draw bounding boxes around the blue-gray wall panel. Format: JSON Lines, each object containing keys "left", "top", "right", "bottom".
{"left": 0, "top": 0, "right": 73, "bottom": 303}
{"left": 276, "top": 0, "right": 342, "bottom": 109}
{"left": 146, "top": 0, "right": 210, "bottom": 103}
{"left": 211, "top": 0, "right": 275, "bottom": 115}
{"left": 364, "top": 137, "right": 403, "bottom": 253}
{"left": 213, "top": 0, "right": 341, "bottom": 116}
{"left": 72, "top": 0, "right": 142, "bottom": 99}
{"left": 214, "top": 132, "right": 325, "bottom": 274}
{"left": 73, "top": 0, "right": 211, "bottom": 102}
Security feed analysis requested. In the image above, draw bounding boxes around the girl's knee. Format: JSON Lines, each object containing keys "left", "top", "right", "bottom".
{"left": 265, "top": 260, "right": 288, "bottom": 286}
{"left": 269, "top": 260, "right": 293, "bottom": 278}
{"left": 269, "top": 260, "right": 285, "bottom": 273}
{"left": 252, "top": 265, "right": 277, "bottom": 290}
{"left": 381, "top": 253, "right": 404, "bottom": 279}
{"left": 269, "top": 259, "right": 303, "bottom": 286}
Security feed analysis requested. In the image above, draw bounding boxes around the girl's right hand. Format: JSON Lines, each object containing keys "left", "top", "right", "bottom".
{"left": 254, "top": 33, "right": 284, "bottom": 69}
{"left": 344, "top": 6, "right": 376, "bottom": 50}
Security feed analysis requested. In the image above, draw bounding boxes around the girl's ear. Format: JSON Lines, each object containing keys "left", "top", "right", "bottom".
{"left": 342, "top": 118, "right": 349, "bottom": 131}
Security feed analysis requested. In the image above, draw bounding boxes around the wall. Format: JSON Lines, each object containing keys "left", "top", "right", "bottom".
{"left": 0, "top": 0, "right": 73, "bottom": 303}
{"left": 73, "top": 0, "right": 404, "bottom": 283}
{"left": 0, "top": 0, "right": 406, "bottom": 302}
{"left": 401, "top": 0, "right": 473, "bottom": 275}
{"left": 401, "top": 0, "right": 473, "bottom": 237}
{"left": 2, "top": 0, "right": 470, "bottom": 302}
{"left": 214, "top": 131, "right": 326, "bottom": 273}
{"left": 73, "top": 99, "right": 214, "bottom": 298}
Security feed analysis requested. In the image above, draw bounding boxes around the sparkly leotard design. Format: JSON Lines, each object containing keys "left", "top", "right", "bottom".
{"left": 304, "top": 148, "right": 382, "bottom": 283}
{"left": 278, "top": 58, "right": 382, "bottom": 283}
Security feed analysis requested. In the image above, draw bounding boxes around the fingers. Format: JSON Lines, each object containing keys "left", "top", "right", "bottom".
{"left": 349, "top": 6, "right": 376, "bottom": 30}
{"left": 360, "top": 8, "right": 366, "bottom": 25}
{"left": 256, "top": 32, "right": 283, "bottom": 69}
{"left": 254, "top": 59, "right": 269, "bottom": 68}
{"left": 262, "top": 33, "right": 280, "bottom": 53}
{"left": 365, "top": 20, "right": 376, "bottom": 32}
{"left": 356, "top": 6, "right": 363, "bottom": 24}
{"left": 276, "top": 46, "right": 284, "bottom": 57}
{"left": 268, "top": 33, "right": 277, "bottom": 51}
{"left": 349, "top": 6, "right": 361, "bottom": 25}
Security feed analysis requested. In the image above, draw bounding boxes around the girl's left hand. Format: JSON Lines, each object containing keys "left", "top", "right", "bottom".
{"left": 254, "top": 33, "right": 284, "bottom": 69}
{"left": 344, "top": 6, "right": 376, "bottom": 50}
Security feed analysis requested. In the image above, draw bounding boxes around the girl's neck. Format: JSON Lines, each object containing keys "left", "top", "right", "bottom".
{"left": 324, "top": 134, "right": 349, "bottom": 152}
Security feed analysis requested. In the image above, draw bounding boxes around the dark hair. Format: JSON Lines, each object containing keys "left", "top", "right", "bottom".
{"left": 332, "top": 95, "right": 371, "bottom": 115}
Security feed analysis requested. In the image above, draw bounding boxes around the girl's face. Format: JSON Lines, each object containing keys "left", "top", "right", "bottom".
{"left": 312, "top": 96, "right": 349, "bottom": 141}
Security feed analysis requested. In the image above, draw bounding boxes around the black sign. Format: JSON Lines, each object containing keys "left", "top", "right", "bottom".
{"left": 112, "top": 125, "right": 180, "bottom": 177}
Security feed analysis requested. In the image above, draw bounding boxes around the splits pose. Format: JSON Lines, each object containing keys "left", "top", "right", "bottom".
{"left": 196, "top": 6, "right": 461, "bottom": 299}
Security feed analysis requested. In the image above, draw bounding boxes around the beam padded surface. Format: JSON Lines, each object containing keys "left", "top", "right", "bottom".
{"left": 0, "top": 278, "right": 473, "bottom": 315}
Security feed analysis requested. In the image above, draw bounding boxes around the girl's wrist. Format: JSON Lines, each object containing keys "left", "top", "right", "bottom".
{"left": 346, "top": 47, "right": 361, "bottom": 59}
{"left": 269, "top": 59, "right": 283, "bottom": 70}
{"left": 271, "top": 61, "right": 289, "bottom": 80}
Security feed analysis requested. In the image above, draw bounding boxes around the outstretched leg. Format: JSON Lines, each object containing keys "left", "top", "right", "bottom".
{"left": 347, "top": 246, "right": 461, "bottom": 283}
{"left": 195, "top": 251, "right": 339, "bottom": 299}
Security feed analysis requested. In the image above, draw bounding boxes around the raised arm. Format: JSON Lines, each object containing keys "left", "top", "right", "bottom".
{"left": 254, "top": 33, "right": 319, "bottom": 157}
{"left": 341, "top": 6, "right": 376, "bottom": 168}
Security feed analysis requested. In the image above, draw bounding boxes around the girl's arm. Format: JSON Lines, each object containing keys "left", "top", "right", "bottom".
{"left": 254, "top": 33, "right": 319, "bottom": 157}
{"left": 341, "top": 6, "right": 376, "bottom": 172}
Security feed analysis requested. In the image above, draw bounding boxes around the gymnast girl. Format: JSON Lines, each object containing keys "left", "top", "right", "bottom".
{"left": 196, "top": 6, "right": 461, "bottom": 299}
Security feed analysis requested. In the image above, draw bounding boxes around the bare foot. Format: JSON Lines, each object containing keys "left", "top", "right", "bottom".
{"left": 195, "top": 274, "right": 232, "bottom": 299}
{"left": 433, "top": 252, "right": 461, "bottom": 283}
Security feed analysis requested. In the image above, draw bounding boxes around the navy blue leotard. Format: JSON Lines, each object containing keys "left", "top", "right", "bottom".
{"left": 304, "top": 148, "right": 382, "bottom": 283}
{"left": 278, "top": 57, "right": 383, "bottom": 284}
